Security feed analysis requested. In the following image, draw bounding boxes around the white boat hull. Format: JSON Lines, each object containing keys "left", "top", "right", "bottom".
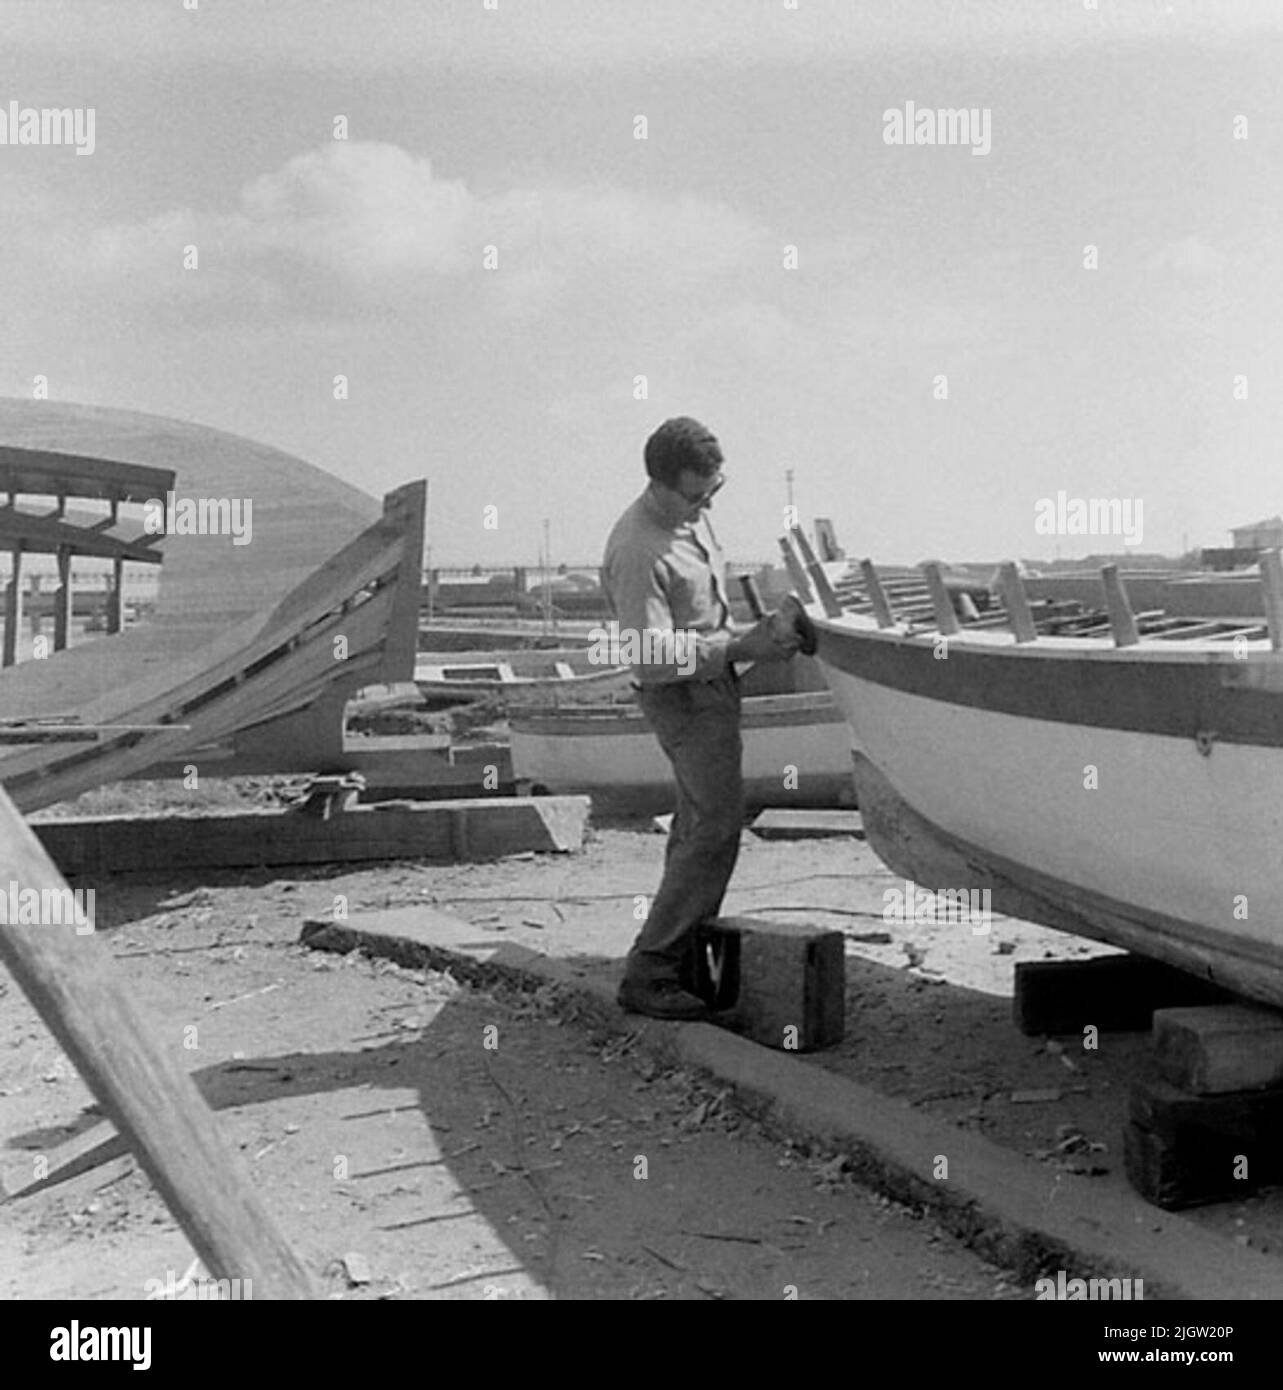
{"left": 814, "top": 615, "right": 1283, "bottom": 1007}
{"left": 510, "top": 691, "right": 856, "bottom": 813}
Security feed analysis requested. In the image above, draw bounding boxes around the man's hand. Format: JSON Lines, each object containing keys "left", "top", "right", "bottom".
{"left": 729, "top": 612, "right": 803, "bottom": 664}
{"left": 777, "top": 595, "right": 818, "bottom": 655}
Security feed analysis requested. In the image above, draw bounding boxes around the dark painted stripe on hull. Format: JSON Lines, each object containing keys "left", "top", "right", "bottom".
{"left": 817, "top": 624, "right": 1283, "bottom": 747}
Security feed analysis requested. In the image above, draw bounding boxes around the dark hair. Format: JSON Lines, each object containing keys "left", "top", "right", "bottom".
{"left": 644, "top": 417, "right": 723, "bottom": 487}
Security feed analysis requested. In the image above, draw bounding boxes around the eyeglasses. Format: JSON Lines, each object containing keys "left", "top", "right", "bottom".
{"left": 675, "top": 474, "right": 725, "bottom": 507}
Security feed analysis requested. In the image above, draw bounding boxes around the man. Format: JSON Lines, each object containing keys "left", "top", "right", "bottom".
{"left": 602, "top": 417, "right": 805, "bottom": 1021}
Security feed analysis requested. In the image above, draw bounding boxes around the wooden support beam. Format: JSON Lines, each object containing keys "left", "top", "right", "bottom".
{"left": 859, "top": 560, "right": 895, "bottom": 628}
{"left": 2, "top": 542, "right": 24, "bottom": 667}
{"left": 790, "top": 527, "right": 842, "bottom": 618}
{"left": 996, "top": 563, "right": 1037, "bottom": 643}
{"left": 3, "top": 543, "right": 23, "bottom": 667}
{"left": 1101, "top": 564, "right": 1140, "bottom": 648}
{"left": 777, "top": 535, "right": 814, "bottom": 604}
{"left": 53, "top": 545, "right": 72, "bottom": 652}
{"left": 0, "top": 785, "right": 314, "bottom": 1295}
{"left": 1013, "top": 954, "right": 1231, "bottom": 1036}
{"left": 34, "top": 795, "right": 591, "bottom": 875}
{"left": 107, "top": 555, "right": 125, "bottom": 634}
{"left": 919, "top": 562, "right": 960, "bottom": 635}
{"left": 1259, "top": 547, "right": 1283, "bottom": 652}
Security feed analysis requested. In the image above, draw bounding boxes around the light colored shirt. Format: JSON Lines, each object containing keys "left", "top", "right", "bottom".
{"left": 601, "top": 487, "right": 736, "bottom": 684}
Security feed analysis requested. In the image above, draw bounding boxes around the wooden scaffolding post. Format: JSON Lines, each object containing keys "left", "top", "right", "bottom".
{"left": 107, "top": 556, "right": 126, "bottom": 635}
{"left": 4, "top": 544, "right": 23, "bottom": 667}
{"left": 53, "top": 546, "right": 72, "bottom": 653}
{"left": 0, "top": 785, "right": 314, "bottom": 1297}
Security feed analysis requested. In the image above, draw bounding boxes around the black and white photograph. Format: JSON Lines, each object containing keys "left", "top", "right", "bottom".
{"left": 0, "top": 0, "right": 1278, "bottom": 1352}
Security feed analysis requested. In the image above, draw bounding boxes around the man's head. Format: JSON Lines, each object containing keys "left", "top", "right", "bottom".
{"left": 644, "top": 417, "right": 725, "bottom": 522}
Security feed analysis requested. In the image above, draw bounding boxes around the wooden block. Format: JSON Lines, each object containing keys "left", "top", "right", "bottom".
{"left": 693, "top": 916, "right": 844, "bottom": 1051}
{"left": 1013, "top": 954, "right": 1231, "bottom": 1036}
{"left": 33, "top": 796, "right": 590, "bottom": 874}
{"left": 1153, "top": 1003, "right": 1283, "bottom": 1094}
{"left": 749, "top": 809, "right": 865, "bottom": 840}
{"left": 1124, "top": 1076, "right": 1283, "bottom": 1207}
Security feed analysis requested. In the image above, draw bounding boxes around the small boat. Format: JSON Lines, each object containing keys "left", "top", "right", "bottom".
{"left": 778, "top": 528, "right": 1283, "bottom": 1010}
{"left": 413, "top": 647, "right": 631, "bottom": 701}
{"left": 510, "top": 685, "right": 855, "bottom": 813}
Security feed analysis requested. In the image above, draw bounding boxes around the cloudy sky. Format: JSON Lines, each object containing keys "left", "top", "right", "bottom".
{"left": 2, "top": 0, "right": 1281, "bottom": 566}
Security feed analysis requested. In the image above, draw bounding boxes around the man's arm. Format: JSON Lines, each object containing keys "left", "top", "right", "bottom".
{"left": 609, "top": 553, "right": 799, "bottom": 681}
{"left": 609, "top": 551, "right": 734, "bottom": 682}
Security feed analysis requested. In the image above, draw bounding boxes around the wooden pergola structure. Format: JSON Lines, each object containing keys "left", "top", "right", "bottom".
{"left": 0, "top": 450, "right": 171, "bottom": 665}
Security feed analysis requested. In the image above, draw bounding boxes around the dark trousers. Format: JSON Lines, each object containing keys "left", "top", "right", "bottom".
{"left": 624, "top": 673, "right": 745, "bottom": 986}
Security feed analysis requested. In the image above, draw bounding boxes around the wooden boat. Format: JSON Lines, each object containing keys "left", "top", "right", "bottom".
{"left": 510, "top": 683, "right": 855, "bottom": 814}
{"left": 777, "top": 528, "right": 1283, "bottom": 1009}
{"left": 0, "top": 400, "right": 425, "bottom": 811}
{"left": 413, "top": 647, "right": 630, "bottom": 701}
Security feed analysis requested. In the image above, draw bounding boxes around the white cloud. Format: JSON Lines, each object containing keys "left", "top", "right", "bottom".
{"left": 40, "top": 142, "right": 773, "bottom": 322}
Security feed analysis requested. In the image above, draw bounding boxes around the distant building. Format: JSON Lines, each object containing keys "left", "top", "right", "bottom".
{"left": 1231, "top": 516, "right": 1283, "bottom": 550}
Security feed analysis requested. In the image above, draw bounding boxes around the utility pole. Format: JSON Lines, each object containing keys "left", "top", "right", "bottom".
{"left": 785, "top": 468, "right": 795, "bottom": 521}
{"left": 541, "top": 518, "right": 552, "bottom": 635}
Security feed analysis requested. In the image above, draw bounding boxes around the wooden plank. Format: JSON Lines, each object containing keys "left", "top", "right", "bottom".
{"left": 859, "top": 560, "right": 895, "bottom": 628}
{"left": 790, "top": 527, "right": 842, "bottom": 618}
{"left": 1155, "top": 620, "right": 1237, "bottom": 641}
{"left": 0, "top": 785, "right": 313, "bottom": 1294}
{"left": 1153, "top": 1003, "right": 1283, "bottom": 1094}
{"left": 777, "top": 535, "right": 814, "bottom": 603}
{"left": 749, "top": 809, "right": 865, "bottom": 840}
{"left": 1259, "top": 548, "right": 1283, "bottom": 652}
{"left": 1013, "top": 954, "right": 1232, "bottom": 1036}
{"left": 996, "top": 563, "right": 1037, "bottom": 643}
{"left": 920, "top": 562, "right": 960, "bottom": 634}
{"left": 738, "top": 573, "right": 767, "bottom": 621}
{"left": 33, "top": 795, "right": 590, "bottom": 874}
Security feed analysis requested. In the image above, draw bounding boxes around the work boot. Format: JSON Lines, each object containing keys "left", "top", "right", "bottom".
{"left": 616, "top": 976, "right": 710, "bottom": 1022}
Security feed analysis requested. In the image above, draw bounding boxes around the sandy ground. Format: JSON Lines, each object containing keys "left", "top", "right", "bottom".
{"left": 3, "top": 781, "right": 1280, "bottom": 1297}
{"left": 1, "top": 873, "right": 1021, "bottom": 1301}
